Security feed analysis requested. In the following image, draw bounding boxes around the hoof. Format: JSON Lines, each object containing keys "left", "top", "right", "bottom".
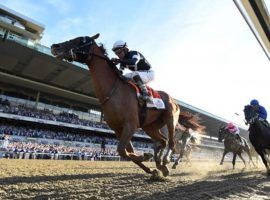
{"left": 163, "top": 157, "right": 170, "bottom": 165}
{"left": 151, "top": 169, "right": 160, "bottom": 178}
{"left": 161, "top": 165, "right": 170, "bottom": 177}
{"left": 172, "top": 164, "right": 177, "bottom": 169}
{"left": 143, "top": 153, "right": 153, "bottom": 162}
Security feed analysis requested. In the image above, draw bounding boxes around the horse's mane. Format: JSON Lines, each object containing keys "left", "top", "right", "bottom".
{"left": 98, "top": 43, "right": 127, "bottom": 82}
{"left": 98, "top": 43, "right": 108, "bottom": 56}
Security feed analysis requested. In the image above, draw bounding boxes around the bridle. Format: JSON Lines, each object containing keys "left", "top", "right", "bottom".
{"left": 244, "top": 105, "right": 259, "bottom": 125}
{"left": 69, "top": 37, "right": 110, "bottom": 63}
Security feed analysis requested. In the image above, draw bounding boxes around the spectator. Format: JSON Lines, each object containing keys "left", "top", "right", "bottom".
{"left": 101, "top": 138, "right": 107, "bottom": 154}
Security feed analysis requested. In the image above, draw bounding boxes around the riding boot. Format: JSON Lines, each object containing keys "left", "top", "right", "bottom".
{"left": 133, "top": 75, "right": 152, "bottom": 103}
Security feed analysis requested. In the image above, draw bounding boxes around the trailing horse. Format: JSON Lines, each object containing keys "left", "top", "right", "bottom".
{"left": 218, "top": 126, "right": 256, "bottom": 169}
{"left": 51, "top": 34, "right": 199, "bottom": 177}
{"left": 172, "top": 128, "right": 198, "bottom": 169}
{"left": 244, "top": 105, "right": 270, "bottom": 175}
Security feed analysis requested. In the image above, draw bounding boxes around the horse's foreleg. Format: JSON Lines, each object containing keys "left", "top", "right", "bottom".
{"left": 172, "top": 144, "right": 185, "bottom": 169}
{"left": 246, "top": 149, "right": 256, "bottom": 167}
{"left": 220, "top": 150, "right": 228, "bottom": 165}
{"left": 256, "top": 149, "right": 270, "bottom": 175}
{"left": 117, "top": 125, "right": 152, "bottom": 174}
{"left": 232, "top": 153, "right": 237, "bottom": 169}
{"left": 238, "top": 153, "right": 246, "bottom": 168}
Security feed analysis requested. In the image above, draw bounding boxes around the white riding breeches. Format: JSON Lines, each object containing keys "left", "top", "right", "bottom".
{"left": 124, "top": 70, "right": 155, "bottom": 83}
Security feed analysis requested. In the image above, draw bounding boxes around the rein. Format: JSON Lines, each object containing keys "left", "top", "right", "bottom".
{"left": 87, "top": 50, "right": 121, "bottom": 106}
{"left": 100, "top": 77, "right": 119, "bottom": 105}
{"left": 71, "top": 40, "right": 125, "bottom": 106}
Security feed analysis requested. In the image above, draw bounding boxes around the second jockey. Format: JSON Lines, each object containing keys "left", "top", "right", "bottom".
{"left": 111, "top": 40, "right": 154, "bottom": 103}
{"left": 250, "top": 99, "right": 269, "bottom": 127}
{"left": 226, "top": 122, "right": 242, "bottom": 142}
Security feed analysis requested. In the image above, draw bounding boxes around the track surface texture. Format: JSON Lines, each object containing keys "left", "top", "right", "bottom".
{"left": 0, "top": 160, "right": 269, "bottom": 200}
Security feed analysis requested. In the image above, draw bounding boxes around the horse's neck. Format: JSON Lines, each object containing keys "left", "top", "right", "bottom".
{"left": 250, "top": 121, "right": 263, "bottom": 135}
{"left": 87, "top": 46, "right": 121, "bottom": 102}
{"left": 251, "top": 121, "right": 270, "bottom": 137}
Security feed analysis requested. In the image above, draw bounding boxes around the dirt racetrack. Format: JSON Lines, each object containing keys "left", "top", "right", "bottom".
{"left": 0, "top": 159, "right": 269, "bottom": 200}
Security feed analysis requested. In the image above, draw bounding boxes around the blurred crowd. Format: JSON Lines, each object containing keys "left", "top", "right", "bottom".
{"left": 0, "top": 98, "right": 154, "bottom": 161}
{"left": 0, "top": 98, "right": 110, "bottom": 129}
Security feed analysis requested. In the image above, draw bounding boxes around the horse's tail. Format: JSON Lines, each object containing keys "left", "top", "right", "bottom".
{"left": 178, "top": 112, "right": 205, "bottom": 133}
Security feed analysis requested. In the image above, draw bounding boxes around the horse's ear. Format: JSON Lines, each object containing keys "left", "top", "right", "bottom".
{"left": 91, "top": 33, "right": 100, "bottom": 40}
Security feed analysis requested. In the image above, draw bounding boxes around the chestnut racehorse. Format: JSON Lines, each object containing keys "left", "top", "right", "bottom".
{"left": 51, "top": 33, "right": 198, "bottom": 177}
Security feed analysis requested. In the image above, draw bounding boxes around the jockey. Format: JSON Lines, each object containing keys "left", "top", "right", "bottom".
{"left": 111, "top": 40, "right": 154, "bottom": 103}
{"left": 250, "top": 99, "right": 269, "bottom": 127}
{"left": 250, "top": 99, "right": 267, "bottom": 120}
{"left": 226, "top": 122, "right": 241, "bottom": 141}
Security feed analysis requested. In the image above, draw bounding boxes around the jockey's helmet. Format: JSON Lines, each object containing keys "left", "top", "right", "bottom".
{"left": 227, "top": 122, "right": 235, "bottom": 129}
{"left": 250, "top": 99, "right": 259, "bottom": 106}
{"left": 112, "top": 40, "right": 127, "bottom": 51}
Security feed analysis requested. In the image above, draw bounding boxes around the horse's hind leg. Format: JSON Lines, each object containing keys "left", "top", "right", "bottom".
{"left": 143, "top": 125, "right": 170, "bottom": 176}
{"left": 163, "top": 108, "right": 180, "bottom": 165}
{"left": 172, "top": 153, "right": 181, "bottom": 169}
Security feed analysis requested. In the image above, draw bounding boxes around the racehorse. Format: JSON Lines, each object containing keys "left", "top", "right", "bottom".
{"left": 218, "top": 126, "right": 256, "bottom": 169}
{"left": 244, "top": 105, "right": 270, "bottom": 175}
{"left": 172, "top": 123, "right": 202, "bottom": 169}
{"left": 51, "top": 34, "right": 198, "bottom": 177}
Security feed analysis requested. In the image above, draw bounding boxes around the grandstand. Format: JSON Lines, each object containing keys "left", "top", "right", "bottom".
{"left": 0, "top": 4, "right": 248, "bottom": 161}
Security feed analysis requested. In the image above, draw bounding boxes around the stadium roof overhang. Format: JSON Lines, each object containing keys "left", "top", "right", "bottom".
{"left": 234, "top": 0, "right": 270, "bottom": 61}
{"left": 0, "top": 39, "right": 99, "bottom": 106}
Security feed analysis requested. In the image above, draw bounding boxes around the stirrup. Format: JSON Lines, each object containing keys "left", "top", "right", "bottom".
{"left": 145, "top": 96, "right": 154, "bottom": 104}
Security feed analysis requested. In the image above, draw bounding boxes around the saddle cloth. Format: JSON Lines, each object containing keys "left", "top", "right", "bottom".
{"left": 129, "top": 82, "right": 165, "bottom": 109}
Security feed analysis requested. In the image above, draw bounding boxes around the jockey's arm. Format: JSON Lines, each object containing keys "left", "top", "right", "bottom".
{"left": 119, "top": 57, "right": 138, "bottom": 66}
{"left": 234, "top": 126, "right": 240, "bottom": 135}
{"left": 259, "top": 106, "right": 267, "bottom": 120}
{"left": 119, "top": 52, "right": 140, "bottom": 69}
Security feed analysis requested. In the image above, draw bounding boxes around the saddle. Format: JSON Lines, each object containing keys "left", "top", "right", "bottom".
{"left": 128, "top": 81, "right": 165, "bottom": 109}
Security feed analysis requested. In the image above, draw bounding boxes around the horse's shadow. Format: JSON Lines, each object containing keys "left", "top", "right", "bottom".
{"left": 123, "top": 171, "right": 270, "bottom": 200}
{"left": 0, "top": 172, "right": 145, "bottom": 186}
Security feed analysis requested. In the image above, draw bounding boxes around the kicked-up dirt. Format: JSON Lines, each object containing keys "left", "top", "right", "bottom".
{"left": 0, "top": 159, "right": 269, "bottom": 200}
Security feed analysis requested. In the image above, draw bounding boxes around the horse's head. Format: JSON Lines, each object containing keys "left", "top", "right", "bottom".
{"left": 51, "top": 33, "right": 100, "bottom": 63}
{"left": 218, "top": 126, "right": 227, "bottom": 142}
{"left": 244, "top": 105, "right": 259, "bottom": 125}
